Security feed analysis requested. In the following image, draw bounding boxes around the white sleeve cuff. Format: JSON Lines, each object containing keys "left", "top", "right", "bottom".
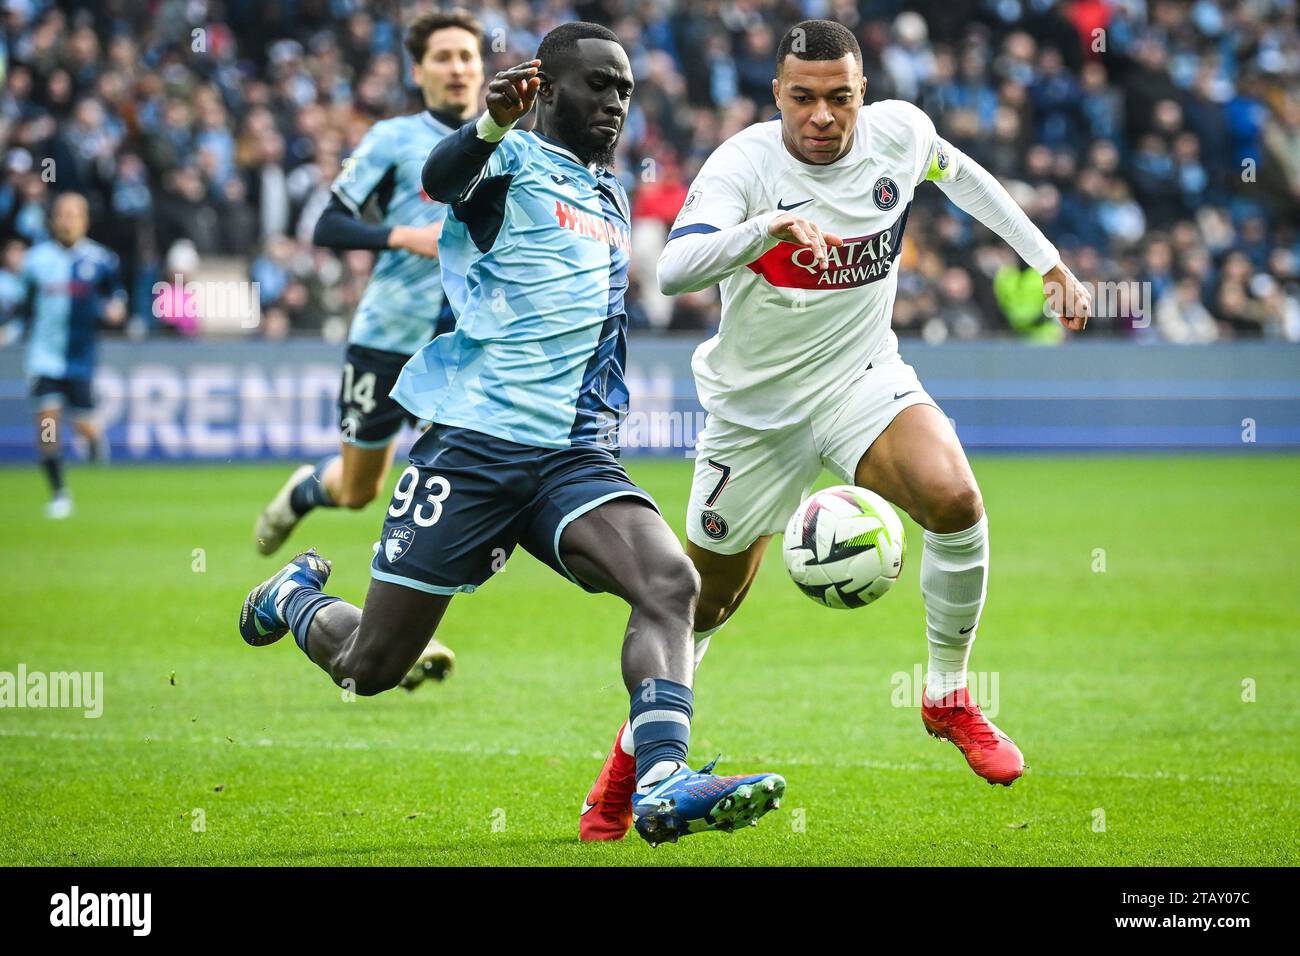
{"left": 475, "top": 111, "right": 515, "bottom": 143}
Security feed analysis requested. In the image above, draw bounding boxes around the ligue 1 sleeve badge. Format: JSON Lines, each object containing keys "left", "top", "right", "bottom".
{"left": 385, "top": 525, "right": 415, "bottom": 563}
{"left": 872, "top": 177, "right": 899, "bottom": 211}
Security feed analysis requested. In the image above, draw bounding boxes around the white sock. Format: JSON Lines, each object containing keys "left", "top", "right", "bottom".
{"left": 692, "top": 622, "right": 723, "bottom": 669}
{"left": 619, "top": 623, "right": 725, "bottom": 757}
{"left": 274, "top": 579, "right": 301, "bottom": 617}
{"left": 921, "top": 515, "right": 988, "bottom": 701}
{"left": 636, "top": 759, "right": 683, "bottom": 792}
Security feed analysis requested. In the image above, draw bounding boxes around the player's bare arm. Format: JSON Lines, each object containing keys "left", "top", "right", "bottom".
{"left": 103, "top": 297, "right": 127, "bottom": 325}
{"left": 388, "top": 222, "right": 443, "bottom": 258}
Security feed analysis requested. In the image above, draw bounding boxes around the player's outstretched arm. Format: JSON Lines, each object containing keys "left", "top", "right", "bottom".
{"left": 312, "top": 195, "right": 394, "bottom": 251}
{"left": 657, "top": 210, "right": 844, "bottom": 296}
{"left": 101, "top": 252, "right": 127, "bottom": 326}
{"left": 2, "top": 258, "right": 35, "bottom": 346}
{"left": 313, "top": 196, "right": 442, "bottom": 259}
{"left": 925, "top": 140, "right": 1087, "bottom": 328}
{"left": 421, "top": 60, "right": 539, "bottom": 205}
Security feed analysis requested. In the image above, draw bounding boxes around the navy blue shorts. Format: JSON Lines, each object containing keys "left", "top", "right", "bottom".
{"left": 31, "top": 376, "right": 94, "bottom": 414}
{"left": 338, "top": 344, "right": 420, "bottom": 448}
{"left": 371, "top": 424, "right": 658, "bottom": 595}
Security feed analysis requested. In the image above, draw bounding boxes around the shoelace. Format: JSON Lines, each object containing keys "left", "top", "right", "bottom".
{"left": 640, "top": 756, "right": 724, "bottom": 801}
{"left": 946, "top": 702, "right": 1000, "bottom": 750}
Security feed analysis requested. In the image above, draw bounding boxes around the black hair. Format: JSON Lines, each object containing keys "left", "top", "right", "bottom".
{"left": 536, "top": 21, "right": 622, "bottom": 77}
{"left": 776, "top": 19, "right": 862, "bottom": 74}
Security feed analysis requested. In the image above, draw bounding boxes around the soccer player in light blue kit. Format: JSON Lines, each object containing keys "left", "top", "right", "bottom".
{"left": 238, "top": 23, "right": 785, "bottom": 846}
{"left": 254, "top": 10, "right": 487, "bottom": 685}
{"left": 11, "top": 192, "right": 125, "bottom": 519}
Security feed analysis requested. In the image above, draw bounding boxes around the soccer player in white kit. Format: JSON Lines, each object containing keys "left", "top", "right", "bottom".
{"left": 579, "top": 19, "right": 1092, "bottom": 841}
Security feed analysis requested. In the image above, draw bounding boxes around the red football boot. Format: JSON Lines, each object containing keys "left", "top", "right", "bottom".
{"left": 922, "top": 687, "right": 1024, "bottom": 786}
{"left": 579, "top": 721, "right": 636, "bottom": 841}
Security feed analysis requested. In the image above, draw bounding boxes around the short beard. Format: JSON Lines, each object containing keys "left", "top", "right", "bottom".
{"left": 584, "top": 137, "right": 618, "bottom": 168}
{"left": 552, "top": 92, "right": 619, "bottom": 167}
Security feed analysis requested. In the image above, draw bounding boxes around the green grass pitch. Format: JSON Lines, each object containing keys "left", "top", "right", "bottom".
{"left": 0, "top": 454, "right": 1296, "bottom": 866}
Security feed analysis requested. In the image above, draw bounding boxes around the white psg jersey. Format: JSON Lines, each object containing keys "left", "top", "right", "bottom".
{"left": 661, "top": 99, "right": 1057, "bottom": 430}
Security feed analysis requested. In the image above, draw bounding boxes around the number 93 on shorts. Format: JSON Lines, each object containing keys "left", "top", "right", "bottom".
{"left": 370, "top": 423, "right": 658, "bottom": 595}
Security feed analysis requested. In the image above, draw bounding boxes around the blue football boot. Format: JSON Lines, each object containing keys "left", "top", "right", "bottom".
{"left": 632, "top": 757, "right": 785, "bottom": 847}
{"left": 238, "top": 548, "right": 333, "bottom": 647}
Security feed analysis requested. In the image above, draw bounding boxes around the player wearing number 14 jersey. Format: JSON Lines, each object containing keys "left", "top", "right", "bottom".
{"left": 578, "top": 19, "right": 1093, "bottom": 840}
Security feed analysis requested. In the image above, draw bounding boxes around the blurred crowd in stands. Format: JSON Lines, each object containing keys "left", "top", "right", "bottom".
{"left": 1, "top": 0, "right": 1298, "bottom": 344}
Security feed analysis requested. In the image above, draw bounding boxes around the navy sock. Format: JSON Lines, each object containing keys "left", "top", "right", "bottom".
{"left": 280, "top": 585, "right": 341, "bottom": 656}
{"left": 628, "top": 678, "right": 693, "bottom": 783}
{"left": 40, "top": 456, "right": 65, "bottom": 495}
{"left": 87, "top": 432, "right": 110, "bottom": 463}
{"left": 288, "top": 456, "right": 338, "bottom": 516}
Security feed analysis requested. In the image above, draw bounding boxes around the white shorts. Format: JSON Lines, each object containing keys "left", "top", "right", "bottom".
{"left": 686, "top": 357, "right": 939, "bottom": 554}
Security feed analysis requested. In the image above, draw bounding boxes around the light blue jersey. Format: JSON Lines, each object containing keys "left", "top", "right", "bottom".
{"left": 395, "top": 129, "right": 632, "bottom": 450}
{"left": 332, "top": 110, "right": 458, "bottom": 356}
{"left": 20, "top": 238, "right": 124, "bottom": 380}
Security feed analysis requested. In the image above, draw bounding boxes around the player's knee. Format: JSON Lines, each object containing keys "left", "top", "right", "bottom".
{"left": 923, "top": 480, "right": 983, "bottom": 533}
{"left": 335, "top": 484, "right": 378, "bottom": 510}
{"left": 639, "top": 553, "right": 701, "bottom": 623}
{"left": 341, "top": 661, "right": 404, "bottom": 697}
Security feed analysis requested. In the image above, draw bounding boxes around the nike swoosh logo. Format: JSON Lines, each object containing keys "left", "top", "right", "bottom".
{"left": 959, "top": 624, "right": 976, "bottom": 634}
{"left": 777, "top": 198, "right": 813, "bottom": 211}
{"left": 894, "top": 390, "right": 919, "bottom": 400}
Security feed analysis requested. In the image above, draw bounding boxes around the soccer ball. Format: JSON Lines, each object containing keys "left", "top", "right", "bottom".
{"left": 783, "top": 485, "right": 906, "bottom": 610}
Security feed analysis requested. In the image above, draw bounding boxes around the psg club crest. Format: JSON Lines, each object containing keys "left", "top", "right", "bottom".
{"left": 701, "top": 510, "right": 728, "bottom": 540}
{"left": 872, "top": 177, "right": 899, "bottom": 211}
{"left": 385, "top": 526, "right": 415, "bottom": 563}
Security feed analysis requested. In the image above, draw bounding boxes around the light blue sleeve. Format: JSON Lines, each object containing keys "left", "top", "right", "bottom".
{"left": 460, "top": 131, "right": 529, "bottom": 202}
{"left": 332, "top": 122, "right": 397, "bottom": 213}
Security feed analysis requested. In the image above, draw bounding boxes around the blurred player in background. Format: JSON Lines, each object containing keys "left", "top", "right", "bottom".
{"left": 579, "top": 19, "right": 1093, "bottom": 841}
{"left": 239, "top": 23, "right": 785, "bottom": 847}
{"left": 8, "top": 192, "right": 125, "bottom": 520}
{"left": 253, "top": 9, "right": 487, "bottom": 685}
